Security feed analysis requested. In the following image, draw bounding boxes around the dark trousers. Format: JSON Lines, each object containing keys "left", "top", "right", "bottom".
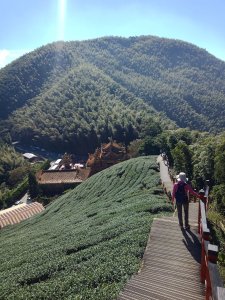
{"left": 176, "top": 201, "right": 189, "bottom": 227}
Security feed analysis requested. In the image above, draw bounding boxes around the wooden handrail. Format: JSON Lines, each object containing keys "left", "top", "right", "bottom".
{"left": 198, "top": 185, "right": 225, "bottom": 300}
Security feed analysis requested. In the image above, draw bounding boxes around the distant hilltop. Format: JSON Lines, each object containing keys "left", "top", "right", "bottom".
{"left": 0, "top": 35, "right": 225, "bottom": 153}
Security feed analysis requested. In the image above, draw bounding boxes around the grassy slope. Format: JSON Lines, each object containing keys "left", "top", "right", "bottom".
{"left": 0, "top": 157, "right": 172, "bottom": 300}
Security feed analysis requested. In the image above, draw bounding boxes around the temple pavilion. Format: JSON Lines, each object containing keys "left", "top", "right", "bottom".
{"left": 86, "top": 139, "right": 129, "bottom": 175}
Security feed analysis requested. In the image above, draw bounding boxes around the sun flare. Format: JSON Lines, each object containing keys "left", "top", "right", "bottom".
{"left": 58, "top": 0, "right": 67, "bottom": 40}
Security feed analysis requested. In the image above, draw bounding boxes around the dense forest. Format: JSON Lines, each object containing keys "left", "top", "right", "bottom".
{"left": 0, "top": 36, "right": 225, "bottom": 154}
{"left": 0, "top": 143, "right": 28, "bottom": 208}
{"left": 0, "top": 142, "right": 49, "bottom": 209}
{"left": 8, "top": 66, "right": 174, "bottom": 153}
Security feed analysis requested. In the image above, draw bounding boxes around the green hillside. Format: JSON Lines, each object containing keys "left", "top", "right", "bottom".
{"left": 1, "top": 36, "right": 225, "bottom": 153}
{"left": 9, "top": 65, "right": 167, "bottom": 153}
{"left": 0, "top": 157, "right": 172, "bottom": 300}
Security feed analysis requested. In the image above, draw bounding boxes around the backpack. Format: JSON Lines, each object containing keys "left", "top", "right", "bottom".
{"left": 175, "top": 181, "right": 188, "bottom": 203}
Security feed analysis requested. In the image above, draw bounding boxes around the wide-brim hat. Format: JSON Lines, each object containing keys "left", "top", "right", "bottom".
{"left": 177, "top": 172, "right": 188, "bottom": 182}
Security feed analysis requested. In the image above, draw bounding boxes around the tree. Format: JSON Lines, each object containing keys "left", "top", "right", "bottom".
{"left": 141, "top": 119, "right": 162, "bottom": 138}
{"left": 41, "top": 159, "right": 51, "bottom": 171}
{"left": 139, "top": 136, "right": 161, "bottom": 155}
{"left": 211, "top": 184, "right": 225, "bottom": 216}
{"left": 28, "top": 171, "right": 39, "bottom": 198}
{"left": 8, "top": 166, "right": 28, "bottom": 187}
{"left": 61, "top": 153, "right": 72, "bottom": 169}
{"left": 214, "top": 138, "right": 225, "bottom": 184}
{"left": 192, "top": 143, "right": 215, "bottom": 188}
{"left": 157, "top": 132, "right": 173, "bottom": 165}
{"left": 128, "top": 139, "right": 143, "bottom": 157}
{"left": 171, "top": 141, "right": 193, "bottom": 179}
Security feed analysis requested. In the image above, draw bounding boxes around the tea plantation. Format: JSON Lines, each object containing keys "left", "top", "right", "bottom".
{"left": 0, "top": 156, "right": 172, "bottom": 300}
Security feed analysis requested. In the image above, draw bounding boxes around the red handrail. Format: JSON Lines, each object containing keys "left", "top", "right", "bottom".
{"left": 198, "top": 187, "right": 225, "bottom": 300}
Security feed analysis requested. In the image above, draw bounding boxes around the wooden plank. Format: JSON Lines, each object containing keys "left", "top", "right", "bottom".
{"left": 125, "top": 280, "right": 204, "bottom": 299}
{"left": 118, "top": 204, "right": 204, "bottom": 300}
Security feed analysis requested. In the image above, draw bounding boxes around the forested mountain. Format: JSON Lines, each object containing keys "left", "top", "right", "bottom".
{"left": 0, "top": 35, "right": 225, "bottom": 153}
{"left": 8, "top": 66, "right": 169, "bottom": 153}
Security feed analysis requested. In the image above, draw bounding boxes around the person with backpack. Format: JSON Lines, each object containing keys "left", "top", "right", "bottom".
{"left": 172, "top": 172, "right": 200, "bottom": 230}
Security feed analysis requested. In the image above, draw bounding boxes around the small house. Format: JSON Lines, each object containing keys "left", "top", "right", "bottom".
{"left": 37, "top": 168, "right": 91, "bottom": 195}
{"left": 23, "top": 153, "right": 39, "bottom": 163}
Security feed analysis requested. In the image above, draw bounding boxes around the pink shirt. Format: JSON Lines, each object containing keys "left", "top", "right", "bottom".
{"left": 172, "top": 181, "right": 199, "bottom": 203}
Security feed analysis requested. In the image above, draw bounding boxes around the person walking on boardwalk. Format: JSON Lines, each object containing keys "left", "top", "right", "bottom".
{"left": 172, "top": 172, "right": 200, "bottom": 230}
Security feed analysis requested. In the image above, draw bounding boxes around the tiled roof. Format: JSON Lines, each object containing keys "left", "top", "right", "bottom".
{"left": 37, "top": 169, "right": 90, "bottom": 184}
{"left": 0, "top": 202, "right": 44, "bottom": 229}
{"left": 102, "top": 141, "right": 124, "bottom": 151}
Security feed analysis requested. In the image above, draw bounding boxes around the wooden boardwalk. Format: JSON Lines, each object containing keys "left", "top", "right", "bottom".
{"left": 118, "top": 203, "right": 204, "bottom": 300}
{"left": 118, "top": 156, "right": 204, "bottom": 300}
{"left": 156, "top": 155, "right": 173, "bottom": 194}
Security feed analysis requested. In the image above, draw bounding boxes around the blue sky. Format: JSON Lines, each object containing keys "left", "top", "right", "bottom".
{"left": 1, "top": 0, "right": 225, "bottom": 68}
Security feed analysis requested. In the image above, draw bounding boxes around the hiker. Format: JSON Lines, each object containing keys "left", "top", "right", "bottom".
{"left": 172, "top": 172, "right": 200, "bottom": 230}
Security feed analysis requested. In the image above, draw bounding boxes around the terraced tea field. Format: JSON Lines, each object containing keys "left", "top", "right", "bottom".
{"left": 0, "top": 156, "right": 172, "bottom": 300}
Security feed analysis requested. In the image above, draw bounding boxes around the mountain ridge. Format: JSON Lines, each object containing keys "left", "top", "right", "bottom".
{"left": 0, "top": 35, "right": 225, "bottom": 152}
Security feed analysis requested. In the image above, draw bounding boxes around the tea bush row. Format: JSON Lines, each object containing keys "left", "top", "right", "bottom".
{"left": 0, "top": 156, "right": 172, "bottom": 299}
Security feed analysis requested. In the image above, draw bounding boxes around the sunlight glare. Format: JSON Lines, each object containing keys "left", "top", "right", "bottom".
{"left": 58, "top": 0, "right": 67, "bottom": 40}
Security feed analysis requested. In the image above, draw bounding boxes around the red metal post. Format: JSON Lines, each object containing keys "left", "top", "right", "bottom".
{"left": 198, "top": 200, "right": 201, "bottom": 234}
{"left": 200, "top": 238, "right": 206, "bottom": 283}
{"left": 205, "top": 269, "right": 212, "bottom": 300}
